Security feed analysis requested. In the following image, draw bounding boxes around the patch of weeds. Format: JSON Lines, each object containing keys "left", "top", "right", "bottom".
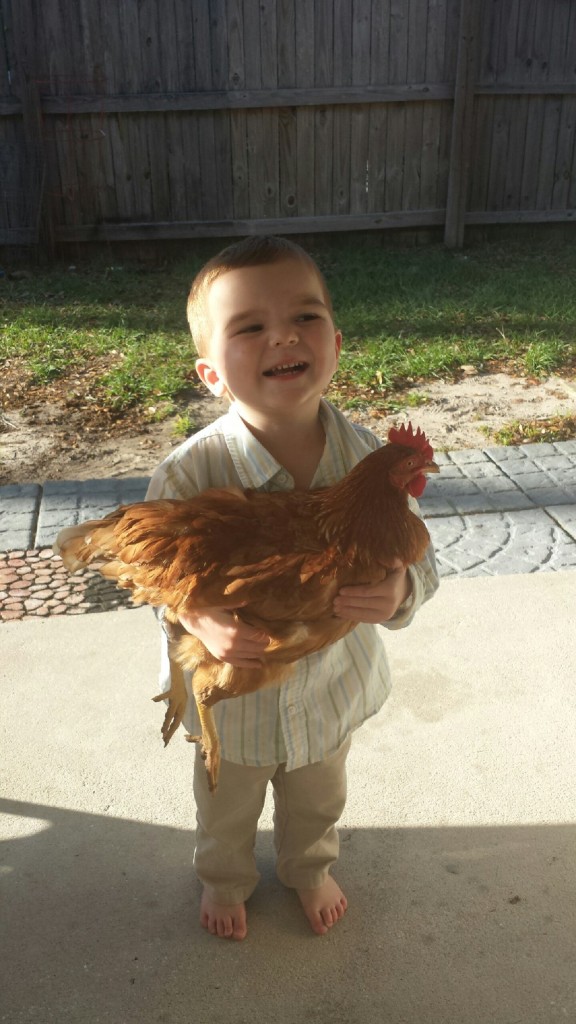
{"left": 385, "top": 391, "right": 430, "bottom": 414}
{"left": 489, "top": 415, "right": 576, "bottom": 446}
{"left": 144, "top": 401, "right": 176, "bottom": 423}
{"left": 341, "top": 396, "right": 368, "bottom": 411}
{"left": 523, "top": 337, "right": 572, "bottom": 377}
{"left": 172, "top": 412, "right": 198, "bottom": 438}
{"left": 99, "top": 346, "right": 192, "bottom": 411}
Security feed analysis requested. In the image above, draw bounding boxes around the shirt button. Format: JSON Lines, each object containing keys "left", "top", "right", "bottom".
{"left": 288, "top": 705, "right": 297, "bottom": 715}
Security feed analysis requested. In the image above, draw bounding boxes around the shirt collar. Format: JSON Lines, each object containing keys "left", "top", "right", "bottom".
{"left": 220, "top": 398, "right": 375, "bottom": 491}
{"left": 312, "top": 400, "right": 376, "bottom": 486}
{"left": 222, "top": 404, "right": 286, "bottom": 489}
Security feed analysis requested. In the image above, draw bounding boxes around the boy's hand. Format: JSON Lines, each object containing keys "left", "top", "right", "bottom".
{"left": 178, "top": 608, "right": 270, "bottom": 668}
{"left": 333, "top": 560, "right": 412, "bottom": 623}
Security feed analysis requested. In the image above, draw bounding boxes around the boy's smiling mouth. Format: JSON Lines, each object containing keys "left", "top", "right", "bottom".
{"left": 263, "top": 361, "right": 308, "bottom": 377}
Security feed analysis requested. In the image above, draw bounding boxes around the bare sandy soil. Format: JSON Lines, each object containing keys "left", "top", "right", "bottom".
{"left": 1, "top": 372, "right": 575, "bottom": 486}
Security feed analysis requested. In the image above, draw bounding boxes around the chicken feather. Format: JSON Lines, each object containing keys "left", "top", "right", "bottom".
{"left": 54, "top": 424, "right": 438, "bottom": 791}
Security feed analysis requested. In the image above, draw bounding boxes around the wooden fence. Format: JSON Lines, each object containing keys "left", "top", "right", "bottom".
{"left": 1, "top": 0, "right": 575, "bottom": 249}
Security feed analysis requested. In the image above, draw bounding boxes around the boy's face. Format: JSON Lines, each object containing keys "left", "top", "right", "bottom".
{"left": 195, "top": 259, "right": 342, "bottom": 422}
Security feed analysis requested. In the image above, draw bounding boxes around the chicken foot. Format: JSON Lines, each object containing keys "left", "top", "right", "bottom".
{"left": 185, "top": 702, "right": 221, "bottom": 794}
{"left": 152, "top": 653, "right": 188, "bottom": 746}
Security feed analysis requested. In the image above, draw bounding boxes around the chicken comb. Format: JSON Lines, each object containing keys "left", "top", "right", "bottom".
{"left": 388, "top": 422, "right": 434, "bottom": 459}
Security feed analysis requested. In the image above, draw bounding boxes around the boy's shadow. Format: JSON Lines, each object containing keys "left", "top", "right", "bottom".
{"left": 3, "top": 796, "right": 576, "bottom": 1023}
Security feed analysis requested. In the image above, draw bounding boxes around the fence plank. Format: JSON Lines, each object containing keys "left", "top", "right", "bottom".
{"left": 403, "top": 104, "right": 423, "bottom": 210}
{"left": 31, "top": 83, "right": 454, "bottom": 115}
{"left": 520, "top": 96, "right": 545, "bottom": 210}
{"left": 486, "top": 98, "right": 511, "bottom": 211}
{"left": 260, "top": 0, "right": 278, "bottom": 89}
{"left": 178, "top": 113, "right": 203, "bottom": 222}
{"left": 552, "top": 96, "right": 576, "bottom": 211}
{"left": 278, "top": 106, "right": 298, "bottom": 217}
{"left": 259, "top": 0, "right": 279, "bottom": 220}
{"left": 197, "top": 112, "right": 221, "bottom": 219}
{"left": 385, "top": 104, "right": 406, "bottom": 211}
{"left": 536, "top": 96, "right": 563, "bottom": 211}
{"left": 192, "top": 0, "right": 213, "bottom": 90}
{"left": 350, "top": 108, "right": 370, "bottom": 213}
{"left": 314, "top": 107, "right": 334, "bottom": 216}
{"left": 210, "top": 0, "right": 229, "bottom": 91}
{"left": 366, "top": 105, "right": 388, "bottom": 211}
{"left": 7, "top": 0, "right": 53, "bottom": 246}
{"left": 466, "top": 209, "right": 576, "bottom": 225}
{"left": 420, "top": 103, "right": 442, "bottom": 209}
{"left": 370, "top": 0, "right": 391, "bottom": 84}
{"left": 56, "top": 208, "right": 447, "bottom": 242}
{"left": 332, "top": 0, "right": 353, "bottom": 214}
{"left": 502, "top": 94, "right": 529, "bottom": 210}
{"left": 116, "top": 2, "right": 142, "bottom": 93}
{"left": 563, "top": 3, "right": 576, "bottom": 84}
{"left": 227, "top": 0, "right": 245, "bottom": 89}
{"left": 389, "top": 0, "right": 408, "bottom": 85}
{"left": 277, "top": 0, "right": 296, "bottom": 87}
{"left": 444, "top": 0, "right": 481, "bottom": 247}
{"left": 332, "top": 109, "right": 352, "bottom": 216}
{"left": 334, "top": 0, "right": 353, "bottom": 87}
{"left": 294, "top": 1, "right": 315, "bottom": 217}
{"left": 173, "top": 0, "right": 196, "bottom": 90}
{"left": 231, "top": 108, "right": 250, "bottom": 218}
{"left": 404, "top": 0, "right": 428, "bottom": 209}
{"left": 424, "top": 0, "right": 445, "bottom": 85}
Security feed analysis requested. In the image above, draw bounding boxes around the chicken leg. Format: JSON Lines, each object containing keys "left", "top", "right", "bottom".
{"left": 185, "top": 702, "right": 221, "bottom": 793}
{"left": 152, "top": 641, "right": 221, "bottom": 791}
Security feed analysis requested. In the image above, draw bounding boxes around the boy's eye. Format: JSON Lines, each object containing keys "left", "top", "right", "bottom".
{"left": 236, "top": 323, "right": 263, "bottom": 335}
{"left": 296, "top": 313, "right": 320, "bottom": 323}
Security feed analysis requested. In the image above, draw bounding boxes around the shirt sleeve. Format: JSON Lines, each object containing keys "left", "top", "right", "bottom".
{"left": 145, "top": 458, "right": 198, "bottom": 502}
{"left": 383, "top": 543, "right": 439, "bottom": 630}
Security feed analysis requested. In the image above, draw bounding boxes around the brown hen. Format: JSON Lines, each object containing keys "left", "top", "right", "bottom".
{"left": 54, "top": 423, "right": 438, "bottom": 791}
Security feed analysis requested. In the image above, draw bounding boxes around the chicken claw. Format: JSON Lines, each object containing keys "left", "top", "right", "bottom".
{"left": 152, "top": 655, "right": 188, "bottom": 746}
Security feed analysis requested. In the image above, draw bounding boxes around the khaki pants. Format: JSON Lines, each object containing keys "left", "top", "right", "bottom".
{"left": 193, "top": 735, "right": 352, "bottom": 904}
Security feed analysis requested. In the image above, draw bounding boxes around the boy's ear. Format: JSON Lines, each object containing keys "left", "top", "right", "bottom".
{"left": 332, "top": 327, "right": 340, "bottom": 368}
{"left": 195, "top": 358, "right": 228, "bottom": 398}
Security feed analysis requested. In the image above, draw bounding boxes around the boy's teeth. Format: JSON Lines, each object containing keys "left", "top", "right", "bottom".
{"left": 266, "top": 362, "right": 305, "bottom": 376}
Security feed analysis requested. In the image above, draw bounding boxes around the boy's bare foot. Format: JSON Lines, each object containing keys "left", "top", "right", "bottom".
{"left": 200, "top": 889, "right": 247, "bottom": 940}
{"left": 296, "top": 876, "right": 347, "bottom": 935}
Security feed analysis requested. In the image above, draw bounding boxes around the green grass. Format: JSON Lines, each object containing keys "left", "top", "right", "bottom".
{"left": 1, "top": 239, "right": 575, "bottom": 420}
{"left": 486, "top": 414, "right": 576, "bottom": 446}
{"left": 318, "top": 240, "right": 575, "bottom": 406}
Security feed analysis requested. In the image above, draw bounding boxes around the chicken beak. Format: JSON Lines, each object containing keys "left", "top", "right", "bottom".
{"left": 422, "top": 459, "right": 440, "bottom": 475}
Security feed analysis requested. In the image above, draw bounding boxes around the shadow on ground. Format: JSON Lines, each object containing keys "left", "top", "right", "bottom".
{"left": 2, "top": 797, "right": 575, "bottom": 1024}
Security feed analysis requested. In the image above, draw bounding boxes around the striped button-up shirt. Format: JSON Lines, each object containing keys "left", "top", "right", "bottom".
{"left": 146, "top": 399, "right": 439, "bottom": 770}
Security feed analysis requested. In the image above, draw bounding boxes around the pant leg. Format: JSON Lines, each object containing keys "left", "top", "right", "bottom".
{"left": 271, "top": 735, "right": 351, "bottom": 890}
{"left": 193, "top": 747, "right": 276, "bottom": 904}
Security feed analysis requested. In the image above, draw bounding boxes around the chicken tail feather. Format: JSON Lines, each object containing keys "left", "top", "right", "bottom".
{"left": 53, "top": 520, "right": 117, "bottom": 571}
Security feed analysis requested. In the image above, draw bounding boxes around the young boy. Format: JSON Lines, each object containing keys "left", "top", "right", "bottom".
{"left": 146, "top": 236, "right": 439, "bottom": 941}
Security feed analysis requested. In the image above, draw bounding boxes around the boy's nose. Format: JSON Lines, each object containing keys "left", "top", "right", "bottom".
{"left": 271, "top": 326, "right": 298, "bottom": 346}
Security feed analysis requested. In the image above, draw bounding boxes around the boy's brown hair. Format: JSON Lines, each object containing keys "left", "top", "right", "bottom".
{"left": 187, "top": 236, "right": 333, "bottom": 356}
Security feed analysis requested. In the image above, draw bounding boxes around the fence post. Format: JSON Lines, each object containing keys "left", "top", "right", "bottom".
{"left": 444, "top": 0, "right": 481, "bottom": 248}
{"left": 10, "top": 0, "right": 55, "bottom": 253}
